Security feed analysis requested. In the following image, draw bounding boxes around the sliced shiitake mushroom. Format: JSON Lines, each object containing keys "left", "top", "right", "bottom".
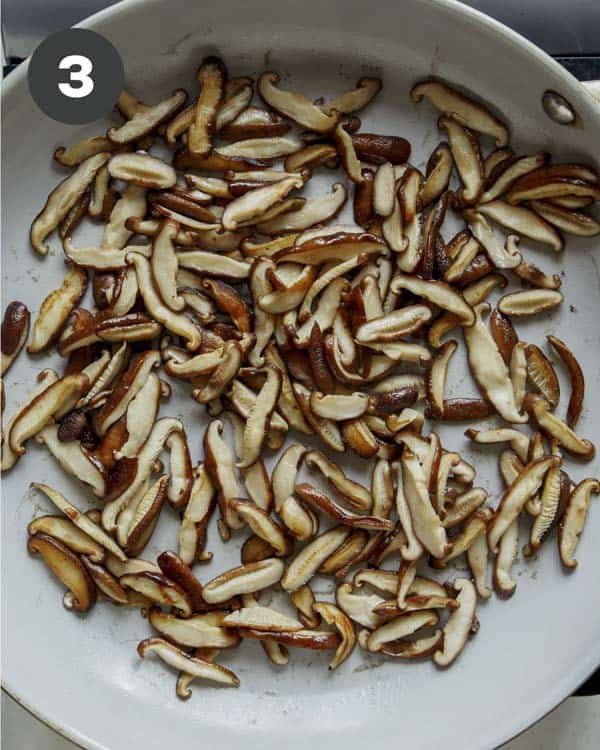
{"left": 281, "top": 526, "right": 351, "bottom": 592}
{"left": 438, "top": 116, "right": 483, "bottom": 206}
{"left": 433, "top": 578, "right": 477, "bottom": 667}
{"left": 28, "top": 516, "right": 105, "bottom": 563}
{"left": 138, "top": 637, "right": 239, "bottom": 686}
{"left": 258, "top": 72, "right": 339, "bottom": 132}
{"left": 420, "top": 142, "right": 453, "bottom": 208}
{"left": 525, "top": 344, "right": 560, "bottom": 407}
{"left": 1, "top": 301, "right": 30, "bottom": 375}
{"left": 108, "top": 89, "right": 187, "bottom": 145}
{"left": 202, "top": 558, "right": 285, "bottom": 604}
{"left": 558, "top": 479, "right": 600, "bottom": 568}
{"left": 523, "top": 393, "right": 594, "bottom": 460}
{"left": 547, "top": 335, "right": 584, "bottom": 428}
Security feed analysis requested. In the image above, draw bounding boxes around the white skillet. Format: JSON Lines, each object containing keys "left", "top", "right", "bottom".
{"left": 2, "top": 0, "right": 599, "bottom": 748}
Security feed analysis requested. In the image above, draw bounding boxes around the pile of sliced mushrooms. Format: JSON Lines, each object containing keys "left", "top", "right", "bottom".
{"left": 2, "top": 60, "right": 600, "bottom": 696}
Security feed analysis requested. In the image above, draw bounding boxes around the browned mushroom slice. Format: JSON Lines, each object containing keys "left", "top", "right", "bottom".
{"left": 463, "top": 303, "right": 527, "bottom": 423}
{"left": 374, "top": 593, "right": 458, "bottom": 617}
{"left": 295, "top": 483, "right": 392, "bottom": 532}
{"left": 257, "top": 183, "right": 347, "bottom": 235}
{"left": 138, "top": 638, "right": 239, "bottom": 687}
{"left": 547, "top": 335, "right": 584, "bottom": 428}
{"left": 120, "top": 572, "right": 192, "bottom": 616}
{"left": 432, "top": 508, "right": 493, "bottom": 569}
{"left": 7, "top": 372, "right": 89, "bottom": 460}
{"left": 309, "top": 602, "right": 355, "bottom": 669}
{"left": 512, "top": 259, "right": 561, "bottom": 291}
{"left": 151, "top": 203, "right": 219, "bottom": 231}
{"left": 420, "top": 143, "right": 453, "bottom": 208}
{"left": 184, "top": 173, "right": 231, "bottom": 199}
{"left": 351, "top": 134, "right": 411, "bottom": 165}
{"left": 164, "top": 346, "right": 224, "bottom": 379}
{"left": 433, "top": 578, "right": 477, "bottom": 667}
{"left": 481, "top": 152, "right": 547, "bottom": 203}
{"left": 193, "top": 341, "right": 244, "bottom": 404}
{"left": 487, "top": 455, "right": 560, "bottom": 552}
{"left": 281, "top": 525, "right": 351, "bottom": 592}
{"left": 371, "top": 161, "right": 395, "bottom": 218}
{"left": 366, "top": 611, "right": 439, "bottom": 653}
{"left": 221, "top": 106, "right": 291, "bottom": 142}
{"left": 258, "top": 72, "right": 339, "bottom": 132}
{"left": 390, "top": 274, "right": 475, "bottom": 326}
{"left": 528, "top": 200, "right": 599, "bottom": 237}
{"left": 287, "top": 584, "right": 319, "bottom": 629}
{"left": 63, "top": 240, "right": 151, "bottom": 270}
{"left": 150, "top": 608, "right": 240, "bottom": 648}
{"left": 411, "top": 80, "right": 508, "bottom": 146}
{"left": 262, "top": 343, "right": 311, "bottom": 435}
{"left": 59, "top": 185, "right": 91, "bottom": 237}
{"left": 437, "top": 116, "right": 483, "bottom": 206}
{"left": 222, "top": 176, "right": 303, "bottom": 231}
{"left": 166, "top": 430, "right": 193, "bottom": 510}
{"left": 507, "top": 176, "right": 600, "bottom": 205}
{"left": 498, "top": 289, "right": 563, "bottom": 317}
{"left": 284, "top": 144, "right": 337, "bottom": 173}
{"left": 332, "top": 122, "right": 363, "bottom": 184}
{"left": 217, "top": 135, "right": 303, "bottom": 160}
{"left": 558, "top": 479, "right": 600, "bottom": 568}
{"left": 483, "top": 148, "right": 514, "bottom": 181}
{"left": 319, "top": 529, "right": 369, "bottom": 575}
{"left": 525, "top": 344, "right": 560, "bottom": 406}
{"left": 425, "top": 340, "right": 457, "bottom": 419}
{"left": 478, "top": 201, "right": 563, "bottom": 252}
{"left": 28, "top": 516, "right": 105, "bottom": 563}
{"left": 524, "top": 393, "right": 594, "bottom": 459}
{"left": 28, "top": 533, "right": 96, "bottom": 612}
{"left": 109, "top": 89, "right": 187, "bottom": 144}
{"left": 1, "top": 301, "right": 30, "bottom": 375}
{"left": 343, "top": 417, "right": 382, "bottom": 459}
{"left": 227, "top": 378, "right": 289, "bottom": 445}
{"left": 94, "top": 349, "right": 160, "bottom": 435}
{"left": 299, "top": 254, "right": 368, "bottom": 323}
{"left": 229, "top": 500, "right": 290, "bottom": 557}
{"left": 353, "top": 169, "right": 375, "bottom": 227}
{"left": 203, "top": 419, "right": 244, "bottom": 531}
{"left": 308, "top": 392, "right": 369, "bottom": 422}
{"left": 177, "top": 250, "right": 250, "bottom": 280}
{"left": 241, "top": 535, "right": 276, "bottom": 564}
{"left": 120, "top": 475, "right": 168, "bottom": 552}
{"left": 240, "top": 627, "right": 340, "bottom": 651}
{"left": 203, "top": 558, "right": 285, "bottom": 604}
{"left": 335, "top": 583, "right": 388, "bottom": 629}
{"left": 31, "top": 152, "right": 110, "bottom": 254}
{"left": 443, "top": 234, "right": 482, "bottom": 285}
{"left": 174, "top": 149, "right": 270, "bottom": 172}
{"left": 324, "top": 77, "right": 382, "bottom": 114}
{"left": 488, "top": 308, "right": 518, "bottom": 365}
{"left": 54, "top": 136, "right": 114, "bottom": 166}
{"left": 524, "top": 454, "right": 568, "bottom": 555}
{"left": 276, "top": 228, "right": 384, "bottom": 266}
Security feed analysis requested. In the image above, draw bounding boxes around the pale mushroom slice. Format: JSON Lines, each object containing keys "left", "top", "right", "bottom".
{"left": 463, "top": 303, "right": 527, "bottom": 423}
{"left": 281, "top": 526, "right": 351, "bottom": 592}
{"left": 298, "top": 253, "right": 368, "bottom": 323}
{"left": 477, "top": 200, "right": 563, "bottom": 251}
{"left": 262, "top": 343, "right": 312, "bottom": 435}
{"left": 27, "top": 533, "right": 96, "bottom": 612}
{"left": 333, "top": 122, "right": 364, "bottom": 183}
{"left": 373, "top": 162, "right": 395, "bottom": 217}
{"left": 222, "top": 176, "right": 303, "bottom": 231}
{"left": 355, "top": 306, "right": 432, "bottom": 345}
{"left": 324, "top": 77, "right": 382, "bottom": 114}
{"left": 128, "top": 252, "right": 201, "bottom": 350}
{"left": 54, "top": 136, "right": 114, "bottom": 166}
{"left": 221, "top": 105, "right": 291, "bottom": 142}
{"left": 202, "top": 558, "right": 285, "bottom": 604}
{"left": 178, "top": 464, "right": 216, "bottom": 565}
{"left": 291, "top": 275, "right": 348, "bottom": 345}
{"left": 393, "top": 460, "right": 424, "bottom": 561}
{"left": 304, "top": 449, "right": 372, "bottom": 511}
{"left": 487, "top": 456, "right": 560, "bottom": 552}
{"left": 137, "top": 638, "right": 239, "bottom": 687}
{"left": 108, "top": 89, "right": 187, "bottom": 144}
{"left": 225, "top": 411, "right": 272, "bottom": 513}
{"left": 184, "top": 173, "right": 231, "bottom": 199}
{"left": 1, "top": 301, "right": 30, "bottom": 375}
{"left": 32, "top": 483, "right": 126, "bottom": 561}
{"left": 547, "top": 335, "right": 585, "bottom": 428}
{"left": 227, "top": 378, "right": 289, "bottom": 445}
{"left": 279, "top": 495, "right": 319, "bottom": 541}
{"left": 63, "top": 240, "right": 152, "bottom": 270}
{"left": 529, "top": 200, "right": 600, "bottom": 237}
{"left": 102, "top": 417, "right": 185, "bottom": 531}
{"left": 506, "top": 177, "right": 600, "bottom": 205}
{"left": 465, "top": 427, "right": 529, "bottom": 462}
{"left": 193, "top": 341, "right": 244, "bottom": 404}
{"left": 186, "top": 57, "right": 226, "bottom": 155}
{"left": 103, "top": 184, "right": 147, "bottom": 249}
{"left": 309, "top": 392, "right": 369, "bottom": 422}
{"left": 311, "top": 602, "right": 355, "bottom": 670}
{"left": 217, "top": 135, "right": 303, "bottom": 160}
{"left": 353, "top": 568, "right": 399, "bottom": 596}
{"left": 238, "top": 593, "right": 290, "bottom": 665}
{"left": 30, "top": 152, "right": 110, "bottom": 254}
{"left": 480, "top": 152, "right": 547, "bottom": 203}
{"left": 295, "top": 483, "right": 393, "bottom": 532}
{"left": 116, "top": 475, "right": 167, "bottom": 553}
{"left": 150, "top": 609, "right": 240, "bottom": 649}
{"left": 203, "top": 419, "right": 244, "bottom": 531}
{"left": 94, "top": 349, "right": 160, "bottom": 436}
{"left": 151, "top": 219, "right": 185, "bottom": 312}
{"left": 425, "top": 340, "right": 457, "bottom": 418}
{"left": 285, "top": 143, "right": 337, "bottom": 172}
{"left": 401, "top": 449, "right": 449, "bottom": 558}
{"left": 28, "top": 515, "right": 105, "bottom": 563}
{"left": 443, "top": 233, "right": 481, "bottom": 284}
{"left": 275, "top": 228, "right": 384, "bottom": 265}
{"left": 7, "top": 372, "right": 89, "bottom": 460}
{"left": 120, "top": 572, "right": 192, "bottom": 616}
{"left": 107, "top": 152, "right": 176, "bottom": 190}
{"left": 497, "top": 289, "right": 563, "bottom": 317}
{"left": 438, "top": 116, "right": 484, "bottom": 206}
{"left": 223, "top": 606, "right": 302, "bottom": 632}
{"left": 390, "top": 274, "right": 475, "bottom": 327}
{"left": 35, "top": 425, "right": 105, "bottom": 497}
{"left": 493, "top": 519, "right": 519, "bottom": 598}
{"left": 509, "top": 341, "right": 527, "bottom": 412}
{"left": 463, "top": 210, "right": 522, "bottom": 269}
{"left": 77, "top": 343, "right": 129, "bottom": 409}
{"left": 432, "top": 508, "right": 493, "bottom": 569}
{"left": 235, "top": 367, "right": 282, "bottom": 470}
{"left": 558, "top": 479, "right": 600, "bottom": 568}
{"left": 524, "top": 454, "right": 568, "bottom": 555}
{"left": 112, "top": 373, "right": 162, "bottom": 460}
{"left": 433, "top": 578, "right": 477, "bottom": 667}
{"left": 228, "top": 500, "right": 290, "bottom": 557}
{"left": 257, "top": 183, "right": 347, "bottom": 235}
{"left": 427, "top": 273, "right": 506, "bottom": 349}
{"left": 319, "top": 529, "right": 369, "bottom": 575}
{"left": 258, "top": 72, "right": 339, "bottom": 132}
{"left": 411, "top": 80, "right": 508, "bottom": 146}
{"left": 419, "top": 142, "right": 453, "bottom": 208}
{"left": 523, "top": 394, "right": 594, "bottom": 460}
{"left": 371, "top": 459, "right": 394, "bottom": 520}
{"left": 165, "top": 429, "right": 193, "bottom": 510}
{"left": 28, "top": 265, "right": 88, "bottom": 354}
{"left": 272, "top": 444, "right": 307, "bottom": 513}
{"left": 366, "top": 611, "right": 439, "bottom": 653}
{"left": 177, "top": 250, "right": 250, "bottom": 280}
{"left": 335, "top": 583, "right": 388, "bottom": 629}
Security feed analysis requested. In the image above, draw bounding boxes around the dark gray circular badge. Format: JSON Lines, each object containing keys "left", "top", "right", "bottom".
{"left": 28, "top": 29, "right": 124, "bottom": 125}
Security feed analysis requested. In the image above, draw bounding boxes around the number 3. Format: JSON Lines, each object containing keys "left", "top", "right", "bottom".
{"left": 58, "top": 55, "right": 94, "bottom": 98}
